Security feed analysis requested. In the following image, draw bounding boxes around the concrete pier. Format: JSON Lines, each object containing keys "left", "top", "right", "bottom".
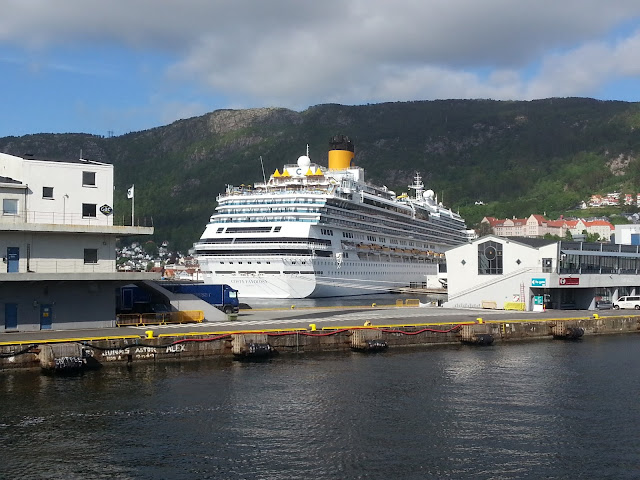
{"left": 1, "top": 308, "right": 639, "bottom": 371}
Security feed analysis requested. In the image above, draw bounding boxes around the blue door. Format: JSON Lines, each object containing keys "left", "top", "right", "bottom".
{"left": 122, "top": 288, "right": 134, "bottom": 310}
{"left": 40, "top": 304, "right": 52, "bottom": 330}
{"left": 7, "top": 247, "right": 19, "bottom": 273}
{"left": 5, "top": 303, "right": 17, "bottom": 330}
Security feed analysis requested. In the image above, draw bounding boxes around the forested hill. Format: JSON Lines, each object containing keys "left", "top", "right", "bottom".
{"left": 2, "top": 97, "right": 640, "bottom": 251}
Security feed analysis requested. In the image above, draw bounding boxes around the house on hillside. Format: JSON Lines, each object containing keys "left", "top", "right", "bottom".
{"left": 482, "top": 215, "right": 612, "bottom": 241}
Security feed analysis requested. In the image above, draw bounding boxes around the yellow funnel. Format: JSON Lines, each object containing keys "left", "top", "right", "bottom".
{"left": 327, "top": 135, "right": 355, "bottom": 170}
{"left": 328, "top": 149, "right": 354, "bottom": 170}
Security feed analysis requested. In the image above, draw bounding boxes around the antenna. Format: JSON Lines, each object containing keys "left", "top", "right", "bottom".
{"left": 260, "top": 156, "right": 267, "bottom": 185}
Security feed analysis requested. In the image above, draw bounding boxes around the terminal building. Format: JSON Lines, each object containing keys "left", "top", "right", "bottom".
{"left": 0, "top": 152, "right": 157, "bottom": 331}
{"left": 444, "top": 235, "right": 640, "bottom": 311}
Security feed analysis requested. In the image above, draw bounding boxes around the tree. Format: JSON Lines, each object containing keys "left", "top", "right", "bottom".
{"left": 583, "top": 231, "right": 601, "bottom": 242}
{"left": 475, "top": 221, "right": 493, "bottom": 237}
{"left": 143, "top": 241, "right": 158, "bottom": 257}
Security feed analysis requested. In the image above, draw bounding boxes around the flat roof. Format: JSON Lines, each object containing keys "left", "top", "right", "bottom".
{"left": 561, "top": 249, "right": 640, "bottom": 258}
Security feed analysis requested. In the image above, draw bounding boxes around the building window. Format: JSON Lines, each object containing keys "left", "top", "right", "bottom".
{"left": 84, "top": 248, "right": 98, "bottom": 264}
{"left": 82, "top": 203, "right": 97, "bottom": 217}
{"left": 82, "top": 171, "right": 96, "bottom": 186}
{"left": 2, "top": 199, "right": 18, "bottom": 215}
{"left": 478, "top": 240, "right": 503, "bottom": 275}
{"left": 43, "top": 187, "right": 54, "bottom": 199}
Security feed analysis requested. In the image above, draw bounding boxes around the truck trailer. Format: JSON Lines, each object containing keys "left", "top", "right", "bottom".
{"left": 160, "top": 283, "right": 240, "bottom": 314}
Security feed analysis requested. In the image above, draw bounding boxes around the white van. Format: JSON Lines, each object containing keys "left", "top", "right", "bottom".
{"left": 612, "top": 296, "right": 640, "bottom": 310}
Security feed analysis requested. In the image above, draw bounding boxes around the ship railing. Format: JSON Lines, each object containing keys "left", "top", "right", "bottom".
{"left": 208, "top": 217, "right": 318, "bottom": 223}
{"left": 198, "top": 241, "right": 331, "bottom": 250}
{"left": 218, "top": 188, "right": 330, "bottom": 200}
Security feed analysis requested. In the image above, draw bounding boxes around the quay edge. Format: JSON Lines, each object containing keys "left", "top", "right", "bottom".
{"left": 1, "top": 313, "right": 640, "bottom": 372}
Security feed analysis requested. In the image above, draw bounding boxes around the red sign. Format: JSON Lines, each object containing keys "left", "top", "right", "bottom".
{"left": 559, "top": 277, "right": 579, "bottom": 286}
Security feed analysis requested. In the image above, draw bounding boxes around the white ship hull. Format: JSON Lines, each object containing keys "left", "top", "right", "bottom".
{"left": 194, "top": 135, "right": 468, "bottom": 300}
{"left": 199, "top": 254, "right": 439, "bottom": 299}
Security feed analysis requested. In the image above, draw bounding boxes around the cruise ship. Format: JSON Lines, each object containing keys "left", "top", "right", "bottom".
{"left": 193, "top": 135, "right": 469, "bottom": 298}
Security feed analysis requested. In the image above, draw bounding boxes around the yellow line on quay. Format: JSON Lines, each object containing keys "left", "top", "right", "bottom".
{"left": 3, "top": 314, "right": 636, "bottom": 346}
{"left": 157, "top": 328, "right": 308, "bottom": 338}
{"left": 482, "top": 314, "right": 639, "bottom": 324}
{"left": 321, "top": 321, "right": 476, "bottom": 330}
{"left": 0, "top": 335, "right": 142, "bottom": 346}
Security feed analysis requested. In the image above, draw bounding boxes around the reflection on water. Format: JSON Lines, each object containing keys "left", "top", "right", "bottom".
{"left": 2, "top": 336, "right": 639, "bottom": 479}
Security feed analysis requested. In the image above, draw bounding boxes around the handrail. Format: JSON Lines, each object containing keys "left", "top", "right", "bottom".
{"left": 447, "top": 267, "right": 535, "bottom": 301}
{"left": 116, "top": 310, "right": 204, "bottom": 327}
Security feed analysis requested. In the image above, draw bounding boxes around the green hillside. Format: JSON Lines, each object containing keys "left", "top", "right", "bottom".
{"left": 2, "top": 98, "right": 640, "bottom": 251}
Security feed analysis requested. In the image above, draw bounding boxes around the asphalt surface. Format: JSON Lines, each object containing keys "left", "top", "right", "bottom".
{"left": 0, "top": 305, "right": 618, "bottom": 345}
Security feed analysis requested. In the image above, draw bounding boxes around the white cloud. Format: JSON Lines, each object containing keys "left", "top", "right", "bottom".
{"left": 2, "top": 0, "right": 640, "bottom": 114}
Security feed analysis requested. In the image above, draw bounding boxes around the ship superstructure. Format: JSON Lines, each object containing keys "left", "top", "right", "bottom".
{"left": 194, "top": 135, "right": 468, "bottom": 298}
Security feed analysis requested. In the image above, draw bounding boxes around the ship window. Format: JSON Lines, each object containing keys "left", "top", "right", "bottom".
{"left": 216, "top": 227, "right": 224, "bottom": 233}
{"left": 43, "top": 186, "right": 54, "bottom": 199}
{"left": 274, "top": 226, "right": 282, "bottom": 232}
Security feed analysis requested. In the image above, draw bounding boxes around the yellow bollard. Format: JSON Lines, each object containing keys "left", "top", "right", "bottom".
{"left": 291, "top": 305, "right": 295, "bottom": 309}
{"left": 309, "top": 323, "right": 316, "bottom": 331}
{"left": 145, "top": 330, "right": 154, "bottom": 339}
{"left": 593, "top": 313, "right": 599, "bottom": 319}
{"left": 372, "top": 303, "right": 377, "bottom": 307}
{"left": 476, "top": 318, "right": 484, "bottom": 324}
{"left": 364, "top": 320, "right": 372, "bottom": 326}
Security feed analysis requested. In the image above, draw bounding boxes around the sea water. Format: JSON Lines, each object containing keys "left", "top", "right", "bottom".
{"left": 1, "top": 334, "right": 639, "bottom": 479}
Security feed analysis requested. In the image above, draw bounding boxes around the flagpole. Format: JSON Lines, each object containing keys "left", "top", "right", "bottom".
{"left": 128, "top": 184, "right": 135, "bottom": 226}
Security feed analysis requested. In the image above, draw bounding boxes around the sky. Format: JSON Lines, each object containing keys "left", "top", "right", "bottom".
{"left": 2, "top": 0, "right": 640, "bottom": 138}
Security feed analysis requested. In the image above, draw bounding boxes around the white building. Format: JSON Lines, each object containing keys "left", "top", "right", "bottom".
{"left": 0, "top": 152, "right": 157, "bottom": 331}
{"left": 614, "top": 224, "right": 640, "bottom": 246}
{"left": 445, "top": 235, "right": 640, "bottom": 311}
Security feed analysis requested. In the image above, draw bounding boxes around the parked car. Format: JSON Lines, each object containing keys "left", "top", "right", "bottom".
{"left": 612, "top": 296, "right": 640, "bottom": 310}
